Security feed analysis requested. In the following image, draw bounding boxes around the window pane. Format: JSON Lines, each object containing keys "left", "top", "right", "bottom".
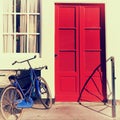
{"left": 29, "top": 0, "right": 40, "bottom": 13}
{"left": 29, "top": 15, "right": 40, "bottom": 33}
{"left": 3, "top": 35, "right": 14, "bottom": 53}
{"left": 16, "top": 0, "right": 21, "bottom": 12}
{"left": 16, "top": 15, "right": 20, "bottom": 32}
{"left": 16, "top": 0, "right": 27, "bottom": 13}
{"left": 19, "top": 15, "right": 27, "bottom": 33}
{"left": 16, "top": 35, "right": 27, "bottom": 53}
{"left": 3, "top": 15, "right": 14, "bottom": 33}
{"left": 28, "top": 35, "right": 40, "bottom": 53}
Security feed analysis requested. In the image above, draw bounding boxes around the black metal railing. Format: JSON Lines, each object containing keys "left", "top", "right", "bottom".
{"left": 110, "top": 57, "right": 116, "bottom": 117}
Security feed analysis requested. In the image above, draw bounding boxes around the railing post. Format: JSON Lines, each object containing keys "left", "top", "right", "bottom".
{"left": 111, "top": 56, "right": 116, "bottom": 118}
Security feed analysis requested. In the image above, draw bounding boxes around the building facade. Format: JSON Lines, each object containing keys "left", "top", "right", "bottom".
{"left": 0, "top": 0, "right": 120, "bottom": 102}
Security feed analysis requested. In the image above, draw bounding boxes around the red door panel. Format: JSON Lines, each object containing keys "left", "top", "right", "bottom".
{"left": 59, "top": 30, "right": 76, "bottom": 50}
{"left": 85, "top": 7, "right": 100, "bottom": 27}
{"left": 55, "top": 4, "right": 106, "bottom": 102}
{"left": 55, "top": 5, "right": 79, "bottom": 101}
{"left": 59, "top": 7, "right": 76, "bottom": 27}
{"left": 85, "top": 30, "right": 100, "bottom": 49}
{"left": 59, "top": 52, "right": 76, "bottom": 71}
{"left": 80, "top": 5, "right": 106, "bottom": 102}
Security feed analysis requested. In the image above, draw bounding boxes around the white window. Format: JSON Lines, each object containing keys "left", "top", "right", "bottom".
{"left": 3, "top": 0, "right": 40, "bottom": 53}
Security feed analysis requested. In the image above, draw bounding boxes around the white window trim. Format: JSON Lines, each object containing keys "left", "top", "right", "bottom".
{"left": 2, "top": 0, "right": 41, "bottom": 54}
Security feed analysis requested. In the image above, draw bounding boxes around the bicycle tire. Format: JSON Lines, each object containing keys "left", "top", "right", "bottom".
{"left": 0, "top": 85, "right": 23, "bottom": 120}
{"left": 38, "top": 77, "right": 52, "bottom": 109}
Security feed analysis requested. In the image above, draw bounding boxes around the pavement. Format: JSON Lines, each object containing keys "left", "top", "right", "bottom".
{"left": 0, "top": 102, "right": 120, "bottom": 120}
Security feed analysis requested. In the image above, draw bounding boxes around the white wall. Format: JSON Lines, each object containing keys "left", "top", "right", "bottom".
{"left": 105, "top": 0, "right": 120, "bottom": 99}
{"left": 41, "top": 0, "right": 120, "bottom": 100}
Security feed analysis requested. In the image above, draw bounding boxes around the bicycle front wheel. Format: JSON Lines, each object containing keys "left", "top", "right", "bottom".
{"left": 38, "top": 77, "right": 52, "bottom": 109}
{"left": 0, "top": 85, "right": 23, "bottom": 120}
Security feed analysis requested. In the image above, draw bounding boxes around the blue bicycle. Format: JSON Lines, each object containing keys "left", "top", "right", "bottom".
{"left": 0, "top": 56, "right": 52, "bottom": 120}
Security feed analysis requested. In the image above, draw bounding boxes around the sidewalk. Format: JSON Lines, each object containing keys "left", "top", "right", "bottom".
{"left": 21, "top": 102, "right": 120, "bottom": 120}
{"left": 0, "top": 102, "right": 120, "bottom": 120}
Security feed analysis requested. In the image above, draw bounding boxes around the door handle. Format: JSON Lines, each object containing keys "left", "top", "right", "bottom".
{"left": 55, "top": 54, "right": 58, "bottom": 57}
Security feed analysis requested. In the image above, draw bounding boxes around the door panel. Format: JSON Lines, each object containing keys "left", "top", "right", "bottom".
{"left": 59, "top": 30, "right": 76, "bottom": 49}
{"left": 85, "top": 30, "right": 100, "bottom": 49}
{"left": 55, "top": 5, "right": 79, "bottom": 101}
{"left": 84, "top": 7, "right": 100, "bottom": 27}
{"left": 59, "top": 7, "right": 76, "bottom": 27}
{"left": 59, "top": 52, "right": 76, "bottom": 71}
{"left": 59, "top": 76, "right": 78, "bottom": 92}
{"left": 80, "top": 5, "right": 106, "bottom": 102}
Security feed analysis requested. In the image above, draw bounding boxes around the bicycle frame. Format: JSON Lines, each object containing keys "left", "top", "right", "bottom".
{"left": 10, "top": 68, "right": 41, "bottom": 108}
{"left": 8, "top": 55, "right": 49, "bottom": 108}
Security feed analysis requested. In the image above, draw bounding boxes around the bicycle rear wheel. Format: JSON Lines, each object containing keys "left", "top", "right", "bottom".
{"left": 38, "top": 77, "right": 52, "bottom": 109}
{"left": 0, "top": 85, "right": 23, "bottom": 120}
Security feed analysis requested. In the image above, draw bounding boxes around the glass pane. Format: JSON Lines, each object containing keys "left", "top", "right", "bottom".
{"left": 16, "top": 0, "right": 21, "bottom": 12}
{"left": 19, "top": 15, "right": 27, "bottom": 33}
{"left": 29, "top": 15, "right": 40, "bottom": 33}
{"left": 16, "top": 0, "right": 40, "bottom": 13}
{"left": 16, "top": 15, "right": 20, "bottom": 32}
{"left": 3, "top": 15, "right": 14, "bottom": 33}
{"left": 28, "top": 35, "right": 40, "bottom": 53}
{"left": 29, "top": 0, "right": 40, "bottom": 13}
{"left": 16, "top": 0, "right": 27, "bottom": 13}
{"left": 3, "top": 35, "right": 14, "bottom": 53}
{"left": 16, "top": 35, "right": 27, "bottom": 53}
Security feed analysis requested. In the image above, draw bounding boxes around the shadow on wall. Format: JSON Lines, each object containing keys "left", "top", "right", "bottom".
{"left": 78, "top": 57, "right": 114, "bottom": 103}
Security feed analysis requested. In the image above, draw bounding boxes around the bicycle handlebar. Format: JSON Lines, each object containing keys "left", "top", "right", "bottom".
{"left": 12, "top": 61, "right": 17, "bottom": 65}
{"left": 12, "top": 55, "right": 48, "bottom": 70}
{"left": 12, "top": 55, "right": 36, "bottom": 65}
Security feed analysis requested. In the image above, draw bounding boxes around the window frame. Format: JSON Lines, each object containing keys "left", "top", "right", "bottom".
{"left": 2, "top": 0, "right": 41, "bottom": 53}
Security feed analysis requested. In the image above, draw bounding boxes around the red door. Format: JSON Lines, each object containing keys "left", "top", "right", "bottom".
{"left": 55, "top": 4, "right": 106, "bottom": 102}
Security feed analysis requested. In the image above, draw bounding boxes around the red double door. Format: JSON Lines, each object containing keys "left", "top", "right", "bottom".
{"left": 55, "top": 4, "right": 106, "bottom": 102}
